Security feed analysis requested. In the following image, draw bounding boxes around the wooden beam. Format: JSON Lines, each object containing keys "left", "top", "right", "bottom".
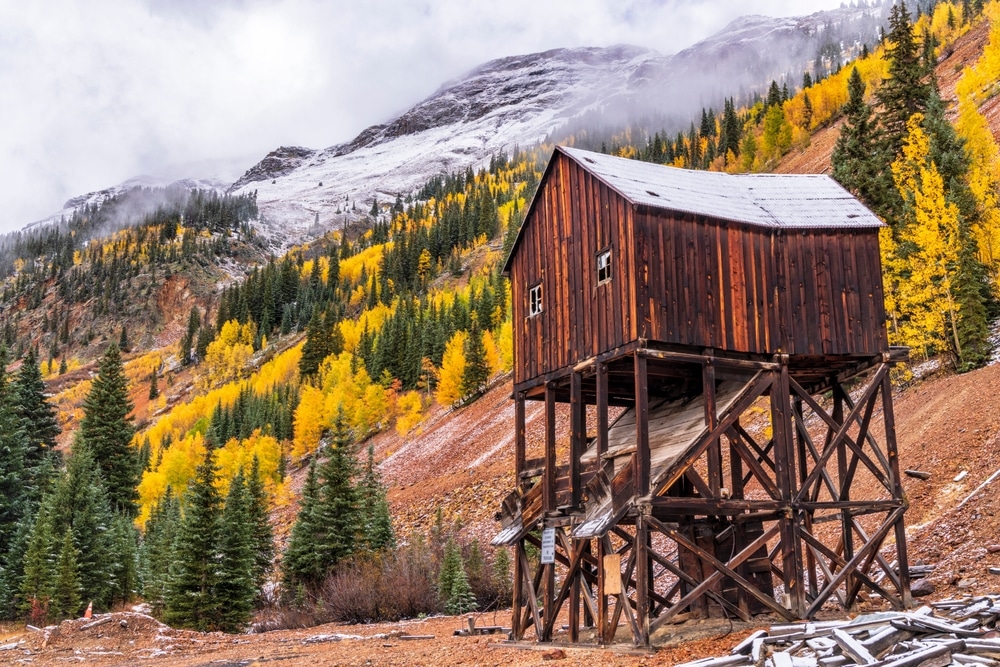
{"left": 515, "top": 392, "right": 526, "bottom": 480}
{"left": 544, "top": 383, "right": 556, "bottom": 514}
{"left": 638, "top": 347, "right": 780, "bottom": 371}
{"left": 512, "top": 544, "right": 523, "bottom": 640}
{"left": 635, "top": 516, "right": 651, "bottom": 646}
{"left": 597, "top": 363, "right": 609, "bottom": 457}
{"left": 634, "top": 352, "right": 650, "bottom": 497}
{"left": 704, "top": 358, "right": 720, "bottom": 496}
{"left": 570, "top": 372, "right": 584, "bottom": 508}
{"left": 881, "top": 371, "right": 912, "bottom": 609}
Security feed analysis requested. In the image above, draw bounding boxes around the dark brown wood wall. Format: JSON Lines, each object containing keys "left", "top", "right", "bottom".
{"left": 635, "top": 209, "right": 887, "bottom": 356}
{"left": 510, "top": 153, "right": 889, "bottom": 387}
{"left": 510, "top": 153, "right": 636, "bottom": 386}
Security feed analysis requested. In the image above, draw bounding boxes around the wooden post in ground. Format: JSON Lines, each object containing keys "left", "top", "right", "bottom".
{"left": 882, "top": 367, "right": 913, "bottom": 609}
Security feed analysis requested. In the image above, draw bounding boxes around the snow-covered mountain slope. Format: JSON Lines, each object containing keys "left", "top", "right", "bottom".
{"left": 33, "top": 2, "right": 890, "bottom": 247}
{"left": 227, "top": 3, "right": 888, "bottom": 247}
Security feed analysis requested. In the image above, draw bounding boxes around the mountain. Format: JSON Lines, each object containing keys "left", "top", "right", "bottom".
{"left": 221, "top": 2, "right": 889, "bottom": 248}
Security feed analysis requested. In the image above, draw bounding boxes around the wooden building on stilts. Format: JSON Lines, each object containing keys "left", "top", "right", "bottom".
{"left": 493, "top": 146, "right": 911, "bottom": 647}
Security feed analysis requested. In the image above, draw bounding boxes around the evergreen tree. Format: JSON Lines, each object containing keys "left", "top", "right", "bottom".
{"left": 139, "top": 488, "right": 180, "bottom": 615}
{"left": 80, "top": 344, "right": 138, "bottom": 516}
{"left": 298, "top": 310, "right": 331, "bottom": 379}
{"left": 164, "top": 448, "right": 222, "bottom": 631}
{"left": 215, "top": 470, "right": 255, "bottom": 632}
{"left": 0, "top": 347, "right": 29, "bottom": 557}
{"left": 119, "top": 325, "right": 130, "bottom": 353}
{"left": 461, "top": 319, "right": 490, "bottom": 399}
{"left": 50, "top": 441, "right": 116, "bottom": 610}
{"left": 359, "top": 444, "right": 395, "bottom": 552}
{"left": 282, "top": 458, "right": 322, "bottom": 588}
{"left": 51, "top": 528, "right": 81, "bottom": 621}
{"left": 12, "top": 348, "right": 60, "bottom": 472}
{"left": 246, "top": 456, "right": 275, "bottom": 591}
{"left": 19, "top": 504, "right": 55, "bottom": 623}
{"left": 312, "top": 410, "right": 360, "bottom": 569}
{"left": 438, "top": 538, "right": 476, "bottom": 615}
{"left": 832, "top": 68, "right": 900, "bottom": 219}
{"left": 108, "top": 514, "right": 139, "bottom": 605}
{"left": 878, "top": 1, "right": 932, "bottom": 157}
{"left": 148, "top": 368, "right": 159, "bottom": 401}
{"left": 0, "top": 509, "right": 35, "bottom": 619}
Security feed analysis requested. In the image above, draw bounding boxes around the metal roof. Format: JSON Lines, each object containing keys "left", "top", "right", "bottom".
{"left": 559, "top": 145, "right": 884, "bottom": 230}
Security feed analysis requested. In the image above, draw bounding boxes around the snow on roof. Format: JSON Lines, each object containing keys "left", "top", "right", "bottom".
{"left": 559, "top": 145, "right": 884, "bottom": 230}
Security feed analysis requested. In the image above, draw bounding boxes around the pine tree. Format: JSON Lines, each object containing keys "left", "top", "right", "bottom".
{"left": 165, "top": 448, "right": 222, "bottom": 631}
{"left": 51, "top": 528, "right": 81, "bottom": 621}
{"left": 108, "top": 514, "right": 139, "bottom": 605}
{"left": 80, "top": 344, "right": 138, "bottom": 516}
{"left": 313, "top": 410, "right": 360, "bottom": 569}
{"left": 282, "top": 458, "right": 322, "bottom": 588}
{"left": 139, "top": 488, "right": 180, "bottom": 615}
{"left": 215, "top": 470, "right": 255, "bottom": 632}
{"left": 13, "top": 348, "right": 60, "bottom": 473}
{"left": 0, "top": 347, "right": 29, "bottom": 557}
{"left": 148, "top": 368, "right": 159, "bottom": 401}
{"left": 19, "top": 504, "right": 55, "bottom": 623}
{"left": 832, "top": 67, "right": 900, "bottom": 220}
{"left": 359, "top": 444, "right": 395, "bottom": 552}
{"left": 878, "top": 1, "right": 932, "bottom": 157}
{"left": 246, "top": 456, "right": 274, "bottom": 591}
{"left": 298, "top": 310, "right": 331, "bottom": 379}
{"left": 438, "top": 538, "right": 476, "bottom": 615}
{"left": 50, "top": 441, "right": 116, "bottom": 610}
{"left": 119, "top": 326, "right": 130, "bottom": 353}
{"left": 461, "top": 319, "right": 490, "bottom": 400}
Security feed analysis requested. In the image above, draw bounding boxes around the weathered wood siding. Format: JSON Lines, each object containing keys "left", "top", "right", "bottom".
{"left": 634, "top": 209, "right": 887, "bottom": 356}
{"left": 510, "top": 152, "right": 636, "bottom": 386}
{"left": 510, "top": 153, "right": 889, "bottom": 387}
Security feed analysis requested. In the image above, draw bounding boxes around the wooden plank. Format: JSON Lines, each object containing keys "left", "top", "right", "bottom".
{"left": 635, "top": 352, "right": 650, "bottom": 497}
{"left": 544, "top": 383, "right": 557, "bottom": 514}
{"left": 515, "top": 392, "right": 526, "bottom": 478}
{"left": 597, "top": 363, "right": 609, "bottom": 456}
{"left": 570, "top": 372, "right": 584, "bottom": 508}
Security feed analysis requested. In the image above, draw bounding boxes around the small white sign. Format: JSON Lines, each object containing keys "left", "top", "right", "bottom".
{"left": 541, "top": 527, "right": 556, "bottom": 564}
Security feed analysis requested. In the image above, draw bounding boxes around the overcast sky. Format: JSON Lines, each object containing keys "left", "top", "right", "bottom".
{"left": 0, "top": 0, "right": 847, "bottom": 233}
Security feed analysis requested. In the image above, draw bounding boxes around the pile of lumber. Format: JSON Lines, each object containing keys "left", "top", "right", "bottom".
{"left": 679, "top": 596, "right": 1000, "bottom": 667}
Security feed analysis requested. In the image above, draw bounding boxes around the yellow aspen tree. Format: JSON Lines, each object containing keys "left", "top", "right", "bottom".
{"left": 891, "top": 114, "right": 963, "bottom": 357}
{"left": 292, "top": 385, "right": 329, "bottom": 459}
{"left": 436, "top": 331, "right": 468, "bottom": 407}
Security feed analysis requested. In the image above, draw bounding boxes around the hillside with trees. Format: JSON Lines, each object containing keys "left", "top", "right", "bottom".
{"left": 4, "top": 0, "right": 1000, "bottom": 646}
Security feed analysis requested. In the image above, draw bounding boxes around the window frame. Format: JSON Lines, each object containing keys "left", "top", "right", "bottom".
{"left": 596, "top": 246, "right": 613, "bottom": 285}
{"left": 528, "top": 282, "right": 543, "bottom": 318}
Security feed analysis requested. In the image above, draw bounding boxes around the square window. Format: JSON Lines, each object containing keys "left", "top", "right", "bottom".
{"left": 597, "top": 249, "right": 612, "bottom": 284}
{"left": 528, "top": 283, "right": 542, "bottom": 317}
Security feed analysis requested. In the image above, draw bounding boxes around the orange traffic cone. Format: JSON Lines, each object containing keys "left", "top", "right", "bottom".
{"left": 84, "top": 601, "right": 93, "bottom": 619}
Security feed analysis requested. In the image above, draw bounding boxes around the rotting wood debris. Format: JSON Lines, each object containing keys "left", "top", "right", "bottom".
{"left": 677, "top": 596, "right": 1000, "bottom": 667}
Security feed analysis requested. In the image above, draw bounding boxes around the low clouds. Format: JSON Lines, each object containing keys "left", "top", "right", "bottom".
{"left": 0, "top": 0, "right": 844, "bottom": 232}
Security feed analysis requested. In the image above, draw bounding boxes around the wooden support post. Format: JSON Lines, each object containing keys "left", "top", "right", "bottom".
{"left": 569, "top": 543, "right": 581, "bottom": 643}
{"left": 570, "top": 371, "right": 584, "bottom": 508}
{"left": 515, "top": 392, "right": 526, "bottom": 480}
{"left": 512, "top": 543, "right": 524, "bottom": 640}
{"left": 598, "top": 536, "right": 609, "bottom": 645}
{"left": 634, "top": 352, "right": 650, "bottom": 497}
{"left": 635, "top": 516, "right": 651, "bottom": 647}
{"left": 544, "top": 383, "right": 556, "bottom": 514}
{"left": 704, "top": 358, "right": 720, "bottom": 496}
{"left": 882, "top": 369, "right": 913, "bottom": 609}
{"left": 597, "top": 363, "right": 609, "bottom": 457}
{"left": 833, "top": 382, "right": 855, "bottom": 597}
{"left": 771, "top": 361, "right": 805, "bottom": 617}
{"left": 542, "top": 540, "right": 555, "bottom": 642}
{"left": 794, "top": 397, "right": 818, "bottom": 600}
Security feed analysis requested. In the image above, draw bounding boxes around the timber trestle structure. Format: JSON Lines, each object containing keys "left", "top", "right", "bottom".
{"left": 494, "top": 345, "right": 911, "bottom": 646}
{"left": 496, "top": 147, "right": 912, "bottom": 647}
